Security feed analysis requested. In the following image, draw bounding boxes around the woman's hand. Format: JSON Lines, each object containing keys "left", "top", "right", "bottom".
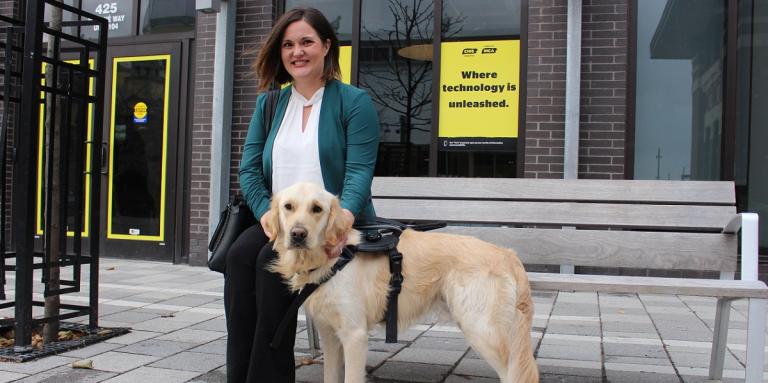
{"left": 325, "top": 208, "right": 354, "bottom": 259}
{"left": 260, "top": 211, "right": 274, "bottom": 240}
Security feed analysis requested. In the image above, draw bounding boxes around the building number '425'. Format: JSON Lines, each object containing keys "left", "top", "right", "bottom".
{"left": 94, "top": 2, "right": 118, "bottom": 14}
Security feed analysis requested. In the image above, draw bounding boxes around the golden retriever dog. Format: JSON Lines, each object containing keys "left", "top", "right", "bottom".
{"left": 265, "top": 182, "right": 538, "bottom": 383}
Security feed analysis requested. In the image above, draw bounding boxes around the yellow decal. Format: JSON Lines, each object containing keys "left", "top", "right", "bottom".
{"left": 133, "top": 101, "right": 148, "bottom": 120}
{"left": 439, "top": 40, "right": 520, "bottom": 139}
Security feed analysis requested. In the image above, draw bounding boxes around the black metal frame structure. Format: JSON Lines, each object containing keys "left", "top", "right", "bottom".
{"left": 0, "top": 0, "right": 126, "bottom": 361}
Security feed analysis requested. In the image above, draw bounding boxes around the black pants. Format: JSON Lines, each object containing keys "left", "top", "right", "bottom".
{"left": 224, "top": 224, "right": 299, "bottom": 383}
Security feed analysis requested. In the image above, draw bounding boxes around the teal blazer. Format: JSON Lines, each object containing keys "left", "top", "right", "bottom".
{"left": 239, "top": 80, "right": 379, "bottom": 222}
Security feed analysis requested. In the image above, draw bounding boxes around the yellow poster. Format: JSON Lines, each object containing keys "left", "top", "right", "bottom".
{"left": 439, "top": 40, "right": 520, "bottom": 148}
{"left": 340, "top": 45, "right": 352, "bottom": 84}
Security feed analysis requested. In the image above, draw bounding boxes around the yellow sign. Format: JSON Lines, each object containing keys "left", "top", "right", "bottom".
{"left": 439, "top": 40, "right": 520, "bottom": 145}
{"left": 339, "top": 45, "right": 352, "bottom": 84}
{"left": 133, "top": 102, "right": 148, "bottom": 120}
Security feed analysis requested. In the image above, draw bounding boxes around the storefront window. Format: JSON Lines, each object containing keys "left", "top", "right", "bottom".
{"left": 438, "top": 0, "right": 521, "bottom": 177}
{"left": 634, "top": 0, "right": 725, "bottom": 180}
{"left": 361, "top": 0, "right": 434, "bottom": 176}
{"left": 139, "top": 0, "right": 195, "bottom": 35}
{"left": 737, "top": 0, "right": 768, "bottom": 252}
{"left": 286, "top": 0, "right": 353, "bottom": 42}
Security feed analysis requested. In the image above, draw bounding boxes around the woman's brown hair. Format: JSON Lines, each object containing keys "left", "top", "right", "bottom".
{"left": 254, "top": 7, "right": 340, "bottom": 91}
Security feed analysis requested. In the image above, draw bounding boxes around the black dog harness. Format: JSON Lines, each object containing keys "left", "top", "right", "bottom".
{"left": 269, "top": 218, "right": 445, "bottom": 349}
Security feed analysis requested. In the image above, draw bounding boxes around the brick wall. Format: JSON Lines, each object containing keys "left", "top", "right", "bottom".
{"left": 231, "top": 0, "right": 275, "bottom": 193}
{"left": 187, "top": 0, "right": 274, "bottom": 266}
{"left": 578, "top": 0, "right": 628, "bottom": 179}
{"left": 524, "top": 0, "right": 628, "bottom": 179}
{"left": 188, "top": 11, "right": 217, "bottom": 266}
{"left": 524, "top": 0, "right": 567, "bottom": 178}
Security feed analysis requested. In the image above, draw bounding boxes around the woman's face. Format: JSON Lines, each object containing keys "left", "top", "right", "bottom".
{"left": 281, "top": 19, "right": 330, "bottom": 84}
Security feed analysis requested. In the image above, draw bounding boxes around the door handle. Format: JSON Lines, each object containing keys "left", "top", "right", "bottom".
{"left": 100, "top": 143, "right": 108, "bottom": 175}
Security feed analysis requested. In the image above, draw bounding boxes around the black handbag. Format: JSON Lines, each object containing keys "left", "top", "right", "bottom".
{"left": 207, "top": 89, "right": 280, "bottom": 273}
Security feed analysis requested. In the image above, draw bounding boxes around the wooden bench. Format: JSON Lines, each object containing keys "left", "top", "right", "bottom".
{"left": 303, "top": 177, "right": 766, "bottom": 381}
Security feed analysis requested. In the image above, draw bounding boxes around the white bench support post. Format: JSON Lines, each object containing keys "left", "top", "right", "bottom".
{"left": 708, "top": 297, "right": 734, "bottom": 380}
{"left": 745, "top": 298, "right": 767, "bottom": 383}
{"left": 305, "top": 310, "right": 321, "bottom": 358}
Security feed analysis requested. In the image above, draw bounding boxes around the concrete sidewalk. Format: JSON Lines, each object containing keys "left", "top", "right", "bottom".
{"left": 0, "top": 258, "right": 766, "bottom": 382}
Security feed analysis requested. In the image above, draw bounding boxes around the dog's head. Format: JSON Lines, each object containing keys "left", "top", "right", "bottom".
{"left": 265, "top": 182, "right": 359, "bottom": 290}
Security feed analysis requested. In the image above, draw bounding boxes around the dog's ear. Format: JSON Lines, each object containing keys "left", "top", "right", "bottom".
{"left": 324, "top": 197, "right": 350, "bottom": 247}
{"left": 264, "top": 196, "right": 282, "bottom": 240}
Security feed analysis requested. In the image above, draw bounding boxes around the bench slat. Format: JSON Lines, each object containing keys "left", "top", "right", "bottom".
{"left": 528, "top": 273, "right": 768, "bottom": 299}
{"left": 373, "top": 177, "right": 735, "bottom": 205}
{"left": 374, "top": 199, "right": 736, "bottom": 230}
{"left": 437, "top": 227, "right": 737, "bottom": 272}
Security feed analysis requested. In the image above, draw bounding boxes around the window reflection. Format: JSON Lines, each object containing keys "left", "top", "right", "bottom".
{"left": 634, "top": 0, "right": 725, "bottom": 180}
{"left": 140, "top": 0, "right": 196, "bottom": 35}
{"left": 286, "top": 0, "right": 353, "bottom": 42}
{"left": 361, "top": 0, "right": 434, "bottom": 176}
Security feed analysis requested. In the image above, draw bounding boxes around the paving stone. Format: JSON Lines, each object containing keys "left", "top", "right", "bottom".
{"left": 537, "top": 342, "right": 602, "bottom": 362}
{"left": 369, "top": 327, "right": 425, "bottom": 342}
{"left": 602, "top": 321, "right": 657, "bottom": 333}
{"left": 12, "top": 365, "right": 117, "bottom": 383}
{"left": 371, "top": 361, "right": 452, "bottom": 382}
{"left": 546, "top": 322, "right": 602, "bottom": 336}
{"left": 154, "top": 328, "right": 225, "bottom": 344}
{"left": 101, "top": 366, "right": 201, "bottom": 383}
{"left": 537, "top": 358, "right": 602, "bottom": 378}
{"left": 100, "top": 310, "right": 161, "bottom": 324}
{"left": 605, "top": 370, "right": 680, "bottom": 383}
{"left": 295, "top": 363, "right": 324, "bottom": 383}
{"left": 368, "top": 340, "right": 409, "bottom": 353}
{"left": 453, "top": 358, "right": 498, "bottom": 378}
{"left": 539, "top": 373, "right": 601, "bottom": 383}
{"left": 444, "top": 375, "right": 500, "bottom": 383}
{"left": 87, "top": 351, "right": 159, "bottom": 373}
{"left": 410, "top": 336, "right": 469, "bottom": 351}
{"left": 422, "top": 330, "right": 466, "bottom": 339}
{"left": 187, "top": 366, "right": 227, "bottom": 383}
{"left": 390, "top": 348, "right": 465, "bottom": 365}
{"left": 105, "top": 330, "right": 161, "bottom": 345}
{"left": 0, "top": 356, "right": 78, "bottom": 374}
{"left": 117, "top": 339, "right": 198, "bottom": 357}
{"left": 668, "top": 350, "right": 743, "bottom": 369}
{"left": 149, "top": 351, "right": 226, "bottom": 372}
{"left": 0, "top": 372, "right": 27, "bottom": 383}
{"left": 189, "top": 317, "right": 227, "bottom": 332}
{"left": 60, "top": 341, "right": 123, "bottom": 358}
{"left": 189, "top": 339, "right": 227, "bottom": 355}
{"left": 367, "top": 350, "right": 392, "bottom": 369}
{"left": 158, "top": 295, "right": 221, "bottom": 307}
{"left": 603, "top": 343, "right": 668, "bottom": 358}
{"left": 604, "top": 362, "right": 676, "bottom": 375}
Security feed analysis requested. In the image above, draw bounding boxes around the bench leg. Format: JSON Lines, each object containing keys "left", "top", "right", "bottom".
{"left": 709, "top": 298, "right": 733, "bottom": 380}
{"left": 305, "top": 311, "right": 322, "bottom": 358}
{"left": 745, "top": 298, "right": 766, "bottom": 383}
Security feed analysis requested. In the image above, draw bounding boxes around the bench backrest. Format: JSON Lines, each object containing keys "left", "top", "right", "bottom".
{"left": 371, "top": 177, "right": 738, "bottom": 273}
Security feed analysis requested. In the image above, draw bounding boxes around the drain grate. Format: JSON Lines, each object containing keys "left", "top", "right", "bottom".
{"left": 0, "top": 322, "right": 130, "bottom": 362}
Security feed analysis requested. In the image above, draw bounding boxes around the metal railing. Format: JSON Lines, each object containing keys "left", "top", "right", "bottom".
{"left": 0, "top": 0, "right": 125, "bottom": 361}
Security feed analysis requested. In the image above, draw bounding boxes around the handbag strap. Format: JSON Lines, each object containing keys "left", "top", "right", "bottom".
{"left": 263, "top": 88, "right": 280, "bottom": 136}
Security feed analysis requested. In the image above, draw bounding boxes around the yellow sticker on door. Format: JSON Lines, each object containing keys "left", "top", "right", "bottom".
{"left": 133, "top": 102, "right": 148, "bottom": 124}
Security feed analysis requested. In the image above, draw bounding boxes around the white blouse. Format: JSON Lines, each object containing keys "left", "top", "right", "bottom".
{"left": 271, "top": 86, "right": 326, "bottom": 194}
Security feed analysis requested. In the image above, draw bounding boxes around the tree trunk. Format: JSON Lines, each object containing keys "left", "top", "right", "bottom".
{"left": 42, "top": 6, "right": 62, "bottom": 344}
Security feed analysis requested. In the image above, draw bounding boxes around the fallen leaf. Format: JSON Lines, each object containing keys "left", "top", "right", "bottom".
{"left": 72, "top": 360, "right": 93, "bottom": 369}
{"left": 160, "top": 313, "right": 176, "bottom": 318}
{"left": 106, "top": 267, "right": 115, "bottom": 271}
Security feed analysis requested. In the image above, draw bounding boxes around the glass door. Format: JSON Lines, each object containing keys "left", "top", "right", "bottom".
{"left": 102, "top": 42, "right": 181, "bottom": 260}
